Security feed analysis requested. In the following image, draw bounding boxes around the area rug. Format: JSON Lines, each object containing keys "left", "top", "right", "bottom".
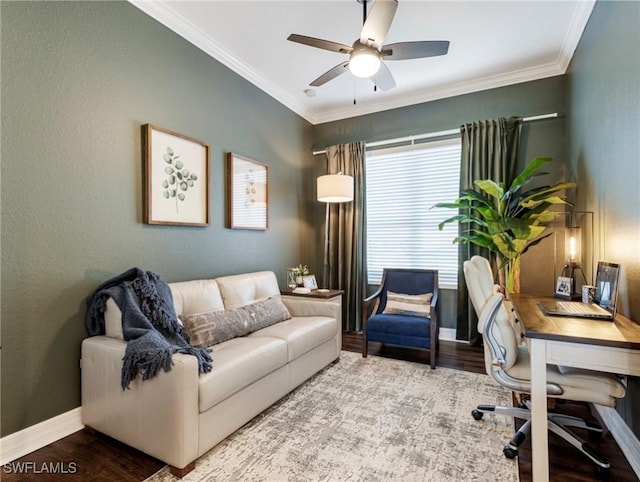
{"left": 146, "top": 351, "right": 518, "bottom": 482}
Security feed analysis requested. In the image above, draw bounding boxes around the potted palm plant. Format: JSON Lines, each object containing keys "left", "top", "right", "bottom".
{"left": 435, "top": 157, "right": 575, "bottom": 293}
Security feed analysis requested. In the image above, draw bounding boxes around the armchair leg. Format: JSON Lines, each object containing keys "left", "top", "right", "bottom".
{"left": 430, "top": 347, "right": 436, "bottom": 369}
{"left": 362, "top": 335, "right": 368, "bottom": 357}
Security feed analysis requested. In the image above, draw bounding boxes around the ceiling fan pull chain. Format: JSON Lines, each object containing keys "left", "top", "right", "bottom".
{"left": 353, "top": 80, "right": 357, "bottom": 105}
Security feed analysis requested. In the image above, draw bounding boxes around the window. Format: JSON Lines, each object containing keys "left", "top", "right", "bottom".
{"left": 365, "top": 137, "right": 461, "bottom": 288}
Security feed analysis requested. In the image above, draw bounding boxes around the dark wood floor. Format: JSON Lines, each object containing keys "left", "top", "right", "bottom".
{"left": 3, "top": 334, "right": 635, "bottom": 481}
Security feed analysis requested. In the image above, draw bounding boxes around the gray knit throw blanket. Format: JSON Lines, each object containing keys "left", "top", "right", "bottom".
{"left": 85, "top": 267, "right": 213, "bottom": 389}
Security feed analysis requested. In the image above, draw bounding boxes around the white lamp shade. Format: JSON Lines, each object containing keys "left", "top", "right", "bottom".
{"left": 317, "top": 174, "right": 354, "bottom": 203}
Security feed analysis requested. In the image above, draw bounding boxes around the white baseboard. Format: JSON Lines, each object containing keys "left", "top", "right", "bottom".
{"left": 439, "top": 327, "right": 459, "bottom": 342}
{"left": 594, "top": 405, "right": 640, "bottom": 479}
{"left": 0, "top": 407, "right": 84, "bottom": 465}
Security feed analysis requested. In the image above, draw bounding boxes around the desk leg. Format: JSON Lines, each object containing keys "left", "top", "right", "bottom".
{"left": 530, "top": 338, "right": 549, "bottom": 482}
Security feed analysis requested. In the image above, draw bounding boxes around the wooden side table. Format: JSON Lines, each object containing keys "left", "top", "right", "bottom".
{"left": 280, "top": 288, "right": 343, "bottom": 300}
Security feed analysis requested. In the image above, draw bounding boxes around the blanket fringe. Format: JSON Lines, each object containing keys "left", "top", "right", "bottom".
{"left": 132, "top": 272, "right": 179, "bottom": 334}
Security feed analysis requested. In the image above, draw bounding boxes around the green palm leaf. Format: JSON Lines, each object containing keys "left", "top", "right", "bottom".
{"left": 436, "top": 156, "right": 575, "bottom": 292}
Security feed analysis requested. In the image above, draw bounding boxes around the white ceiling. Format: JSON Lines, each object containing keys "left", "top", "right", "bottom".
{"left": 130, "top": 0, "right": 595, "bottom": 125}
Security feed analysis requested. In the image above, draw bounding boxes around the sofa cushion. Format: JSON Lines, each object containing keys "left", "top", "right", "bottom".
{"left": 366, "top": 313, "right": 432, "bottom": 349}
{"left": 198, "top": 336, "right": 287, "bottom": 412}
{"left": 169, "top": 279, "right": 224, "bottom": 318}
{"left": 248, "top": 316, "right": 337, "bottom": 362}
{"left": 180, "top": 297, "right": 291, "bottom": 348}
{"left": 382, "top": 291, "right": 432, "bottom": 317}
{"left": 215, "top": 271, "right": 280, "bottom": 310}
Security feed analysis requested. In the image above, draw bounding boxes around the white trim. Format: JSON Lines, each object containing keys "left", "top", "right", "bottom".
{"left": 127, "top": 0, "right": 314, "bottom": 123}
{"left": 594, "top": 405, "right": 640, "bottom": 479}
{"left": 439, "top": 327, "right": 458, "bottom": 342}
{"left": 311, "top": 61, "right": 564, "bottom": 124}
{"left": 556, "top": 0, "right": 596, "bottom": 72}
{"left": 0, "top": 407, "right": 84, "bottom": 465}
{"left": 126, "top": 0, "right": 594, "bottom": 126}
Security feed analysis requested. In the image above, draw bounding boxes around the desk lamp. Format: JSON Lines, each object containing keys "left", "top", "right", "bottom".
{"left": 317, "top": 173, "right": 354, "bottom": 290}
{"left": 555, "top": 211, "right": 592, "bottom": 300}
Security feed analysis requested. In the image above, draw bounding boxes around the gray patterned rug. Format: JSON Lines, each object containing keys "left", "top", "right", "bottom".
{"left": 146, "top": 351, "right": 518, "bottom": 482}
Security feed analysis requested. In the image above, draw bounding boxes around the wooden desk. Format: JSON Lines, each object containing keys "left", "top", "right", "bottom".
{"left": 509, "top": 293, "right": 640, "bottom": 482}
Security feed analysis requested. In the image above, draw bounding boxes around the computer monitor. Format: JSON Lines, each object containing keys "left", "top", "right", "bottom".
{"left": 593, "top": 261, "right": 620, "bottom": 315}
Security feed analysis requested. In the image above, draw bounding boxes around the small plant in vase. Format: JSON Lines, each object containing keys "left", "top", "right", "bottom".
{"left": 292, "top": 264, "right": 309, "bottom": 286}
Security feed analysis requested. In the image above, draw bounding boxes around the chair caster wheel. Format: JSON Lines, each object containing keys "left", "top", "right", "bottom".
{"left": 471, "top": 409, "right": 483, "bottom": 421}
{"left": 503, "top": 445, "right": 518, "bottom": 459}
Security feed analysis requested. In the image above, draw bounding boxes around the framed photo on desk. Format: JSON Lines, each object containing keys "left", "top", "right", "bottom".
{"left": 555, "top": 276, "right": 573, "bottom": 299}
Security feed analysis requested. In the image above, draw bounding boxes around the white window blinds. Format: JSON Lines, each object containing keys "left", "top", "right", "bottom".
{"left": 365, "top": 137, "right": 461, "bottom": 288}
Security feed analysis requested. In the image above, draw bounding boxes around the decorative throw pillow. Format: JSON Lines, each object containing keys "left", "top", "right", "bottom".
{"left": 180, "top": 296, "right": 291, "bottom": 348}
{"left": 382, "top": 291, "right": 432, "bottom": 317}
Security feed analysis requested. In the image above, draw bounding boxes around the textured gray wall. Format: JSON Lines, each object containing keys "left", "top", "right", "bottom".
{"left": 1, "top": 1, "right": 311, "bottom": 436}
{"left": 311, "top": 77, "right": 568, "bottom": 328}
{"left": 567, "top": 0, "right": 640, "bottom": 438}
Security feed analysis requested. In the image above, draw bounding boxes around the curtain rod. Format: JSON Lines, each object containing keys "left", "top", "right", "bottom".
{"left": 312, "top": 112, "right": 558, "bottom": 156}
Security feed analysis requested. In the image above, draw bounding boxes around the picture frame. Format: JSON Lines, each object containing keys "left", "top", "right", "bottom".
{"left": 302, "top": 274, "right": 318, "bottom": 290}
{"left": 554, "top": 276, "right": 573, "bottom": 299}
{"left": 226, "top": 153, "right": 268, "bottom": 230}
{"left": 143, "top": 124, "right": 210, "bottom": 226}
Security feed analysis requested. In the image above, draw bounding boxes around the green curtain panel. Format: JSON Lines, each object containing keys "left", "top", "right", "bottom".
{"left": 326, "top": 142, "right": 367, "bottom": 331}
{"left": 456, "top": 117, "right": 522, "bottom": 345}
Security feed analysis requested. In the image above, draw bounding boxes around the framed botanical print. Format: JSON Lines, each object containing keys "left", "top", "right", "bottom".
{"left": 226, "top": 153, "right": 268, "bottom": 230}
{"left": 143, "top": 124, "right": 209, "bottom": 226}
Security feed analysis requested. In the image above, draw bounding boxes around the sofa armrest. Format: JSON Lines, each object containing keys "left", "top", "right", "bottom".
{"left": 81, "top": 336, "right": 199, "bottom": 469}
{"left": 281, "top": 297, "right": 341, "bottom": 320}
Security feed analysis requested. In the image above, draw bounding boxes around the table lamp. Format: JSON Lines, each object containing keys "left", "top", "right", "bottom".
{"left": 555, "top": 211, "right": 593, "bottom": 300}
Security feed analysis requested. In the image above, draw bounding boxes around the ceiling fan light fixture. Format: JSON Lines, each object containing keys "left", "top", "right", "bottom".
{"left": 349, "top": 47, "right": 381, "bottom": 78}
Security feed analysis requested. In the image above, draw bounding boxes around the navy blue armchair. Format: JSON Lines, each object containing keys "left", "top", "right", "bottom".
{"left": 362, "top": 268, "right": 439, "bottom": 368}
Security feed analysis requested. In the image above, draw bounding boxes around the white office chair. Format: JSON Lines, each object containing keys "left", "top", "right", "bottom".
{"left": 464, "top": 256, "right": 626, "bottom": 476}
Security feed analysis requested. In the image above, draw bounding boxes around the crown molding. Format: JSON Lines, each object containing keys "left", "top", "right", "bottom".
{"left": 556, "top": 0, "right": 596, "bottom": 72}
{"left": 129, "top": 0, "right": 594, "bottom": 126}
{"left": 310, "top": 61, "right": 565, "bottom": 124}
{"left": 128, "top": 0, "right": 316, "bottom": 124}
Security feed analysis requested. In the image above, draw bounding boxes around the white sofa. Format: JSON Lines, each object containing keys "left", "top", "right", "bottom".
{"left": 81, "top": 271, "right": 341, "bottom": 476}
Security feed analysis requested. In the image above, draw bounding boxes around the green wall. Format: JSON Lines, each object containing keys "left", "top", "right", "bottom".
{"left": 566, "top": 0, "right": 640, "bottom": 438}
{"left": 311, "top": 76, "right": 568, "bottom": 328}
{"left": 3, "top": 0, "right": 638, "bottom": 446}
{"left": 1, "top": 1, "right": 311, "bottom": 436}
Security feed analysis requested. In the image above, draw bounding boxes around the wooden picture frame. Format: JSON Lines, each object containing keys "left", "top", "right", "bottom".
{"left": 302, "top": 275, "right": 318, "bottom": 290}
{"left": 143, "top": 124, "right": 209, "bottom": 226}
{"left": 226, "top": 153, "right": 268, "bottom": 230}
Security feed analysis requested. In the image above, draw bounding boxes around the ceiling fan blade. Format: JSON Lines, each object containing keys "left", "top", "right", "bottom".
{"left": 287, "top": 34, "right": 353, "bottom": 54}
{"left": 360, "top": 0, "right": 398, "bottom": 50}
{"left": 310, "top": 61, "right": 350, "bottom": 87}
{"left": 381, "top": 41, "right": 450, "bottom": 60}
{"left": 370, "top": 61, "right": 396, "bottom": 91}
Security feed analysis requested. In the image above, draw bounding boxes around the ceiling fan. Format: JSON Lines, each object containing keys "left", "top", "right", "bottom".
{"left": 287, "top": 0, "right": 449, "bottom": 92}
